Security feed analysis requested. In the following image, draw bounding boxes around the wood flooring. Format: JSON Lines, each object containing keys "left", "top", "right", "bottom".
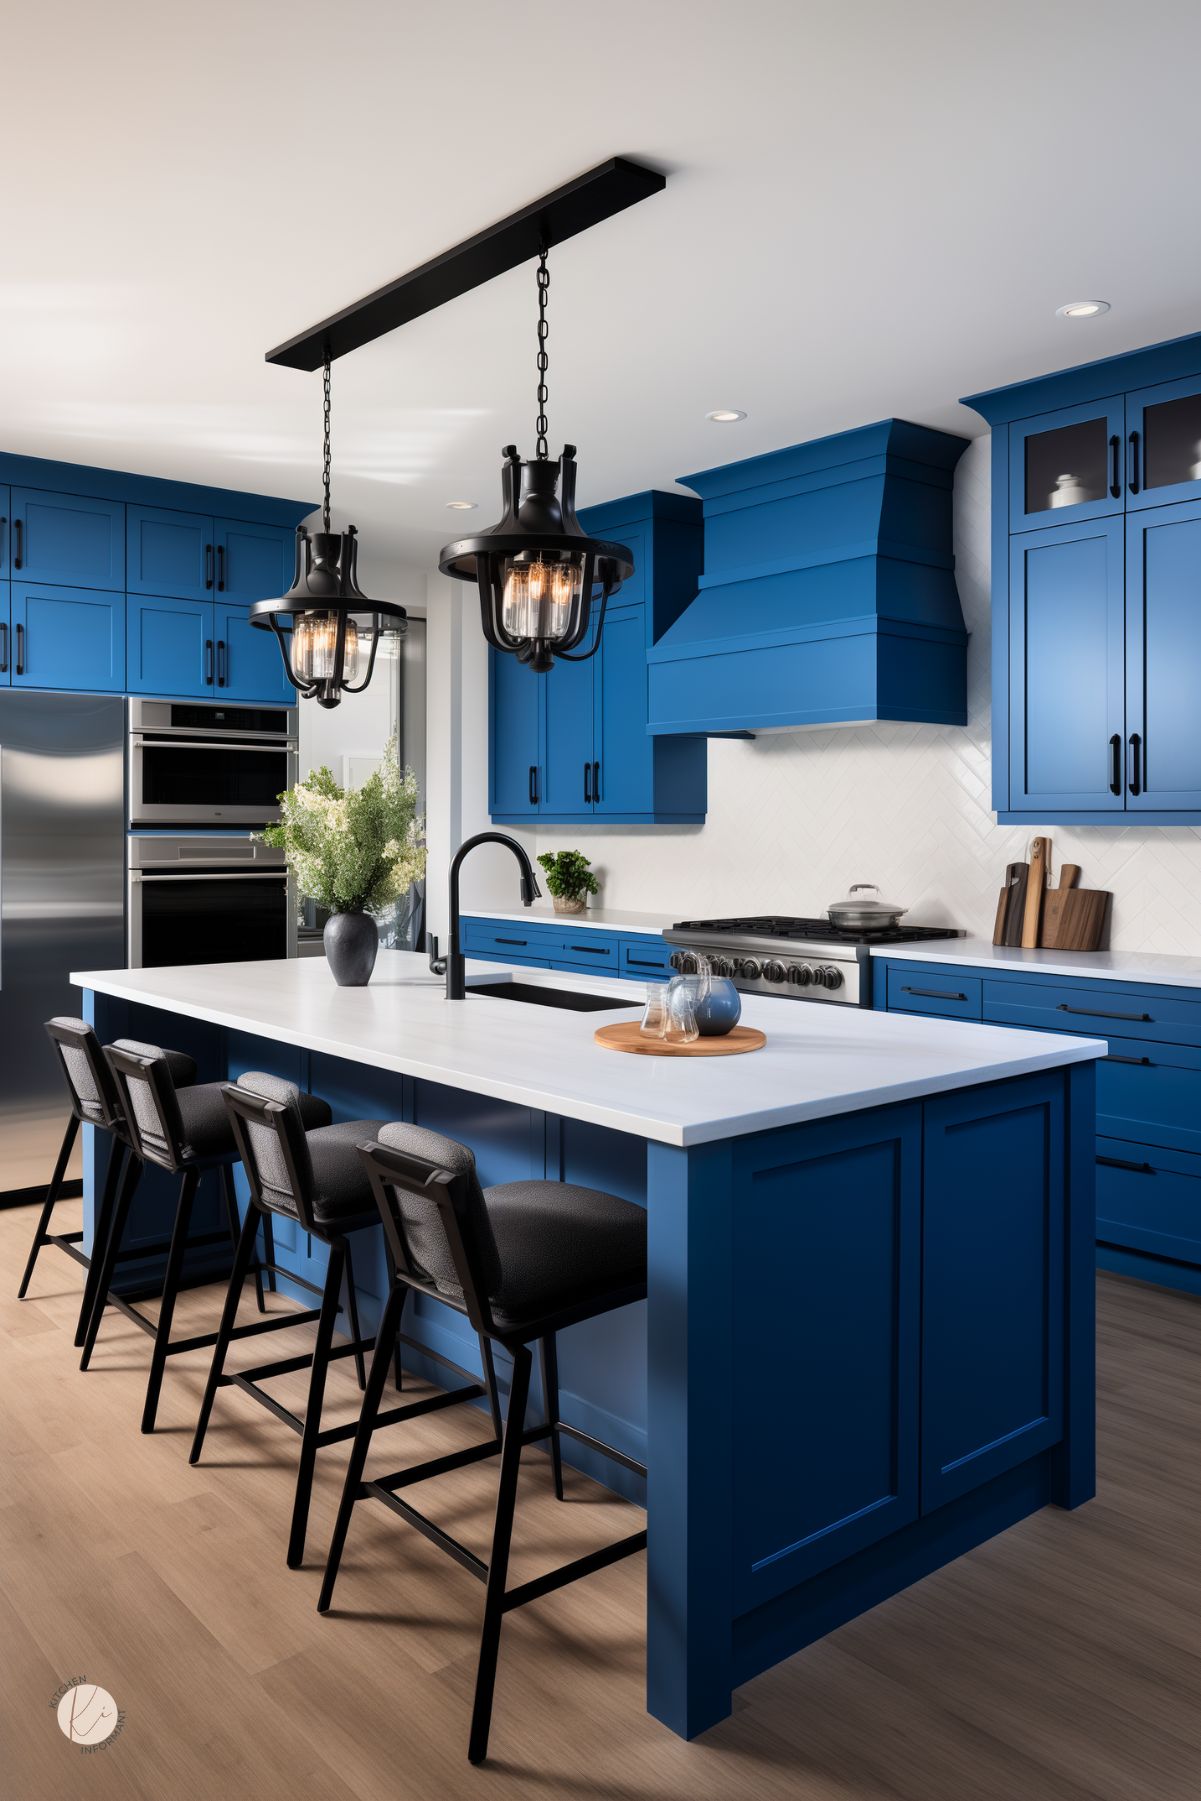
{"left": 1, "top": 1200, "right": 1199, "bottom": 1801}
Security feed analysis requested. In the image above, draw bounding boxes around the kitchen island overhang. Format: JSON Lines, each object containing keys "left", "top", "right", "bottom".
{"left": 73, "top": 954, "right": 1103, "bottom": 1743}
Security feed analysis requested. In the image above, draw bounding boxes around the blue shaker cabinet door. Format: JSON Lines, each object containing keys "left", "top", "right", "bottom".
{"left": 1125, "top": 500, "right": 1201, "bottom": 812}
{"left": 214, "top": 519, "right": 296, "bottom": 604}
{"left": 214, "top": 602, "right": 293, "bottom": 703}
{"left": 542, "top": 652, "right": 595, "bottom": 815}
{"left": 10, "top": 489, "right": 125, "bottom": 590}
{"left": 127, "top": 505, "right": 214, "bottom": 600}
{"left": 11, "top": 584, "right": 126, "bottom": 692}
{"left": 1008, "top": 397, "right": 1126, "bottom": 532}
{"left": 127, "top": 593, "right": 214, "bottom": 696}
{"left": 0, "top": 487, "right": 9, "bottom": 579}
{"left": 0, "top": 583, "right": 9, "bottom": 685}
{"left": 1124, "top": 374, "right": 1201, "bottom": 513}
{"left": 1008, "top": 516, "right": 1126, "bottom": 814}
{"left": 594, "top": 606, "right": 650, "bottom": 814}
{"left": 489, "top": 647, "right": 543, "bottom": 818}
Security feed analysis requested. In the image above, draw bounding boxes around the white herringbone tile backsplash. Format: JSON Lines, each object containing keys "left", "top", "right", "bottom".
{"left": 533, "top": 436, "right": 1201, "bottom": 954}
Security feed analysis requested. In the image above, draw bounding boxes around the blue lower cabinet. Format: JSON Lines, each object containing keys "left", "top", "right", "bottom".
{"left": 11, "top": 584, "right": 126, "bottom": 691}
{"left": 461, "top": 916, "right": 667, "bottom": 981}
{"left": 214, "top": 602, "right": 292, "bottom": 702}
{"left": 545, "top": 932, "right": 621, "bottom": 974}
{"left": 459, "top": 918, "right": 548, "bottom": 964}
{"left": 620, "top": 937, "right": 675, "bottom": 981}
{"left": 11, "top": 488, "right": 125, "bottom": 590}
{"left": 127, "top": 593, "right": 213, "bottom": 696}
{"left": 0, "top": 583, "right": 8, "bottom": 682}
{"left": 886, "top": 967, "right": 982, "bottom": 1020}
{"left": 1096, "top": 1138, "right": 1201, "bottom": 1263}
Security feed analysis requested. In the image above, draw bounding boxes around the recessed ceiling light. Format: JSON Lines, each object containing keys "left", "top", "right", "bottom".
{"left": 706, "top": 408, "right": 747, "bottom": 423}
{"left": 445, "top": 499, "right": 477, "bottom": 510}
{"left": 1056, "top": 300, "right": 1110, "bottom": 319}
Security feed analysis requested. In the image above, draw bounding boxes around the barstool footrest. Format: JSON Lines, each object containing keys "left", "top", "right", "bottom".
{"left": 364, "top": 1482, "right": 489, "bottom": 1582}
{"left": 371, "top": 1434, "right": 505, "bottom": 1497}
{"left": 556, "top": 1420, "right": 647, "bottom": 1480}
{"left": 502, "top": 1529, "right": 647, "bottom": 1614}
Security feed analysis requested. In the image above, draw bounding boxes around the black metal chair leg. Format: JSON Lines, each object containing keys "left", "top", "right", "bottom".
{"left": 481, "top": 1335, "right": 503, "bottom": 1442}
{"left": 287, "top": 1242, "right": 345, "bottom": 1569}
{"left": 221, "top": 1164, "right": 265, "bottom": 1314}
{"left": 73, "top": 1140, "right": 127, "bottom": 1346}
{"left": 260, "top": 1211, "right": 277, "bottom": 1293}
{"left": 468, "top": 1344, "right": 532, "bottom": 1766}
{"left": 539, "top": 1334, "right": 565, "bottom": 1501}
{"left": 317, "top": 1281, "right": 405, "bottom": 1614}
{"left": 189, "top": 1203, "right": 261, "bottom": 1465}
{"left": 16, "top": 1115, "right": 79, "bottom": 1300}
{"left": 341, "top": 1237, "right": 367, "bottom": 1391}
{"left": 393, "top": 1283, "right": 406, "bottom": 1392}
{"left": 80, "top": 1152, "right": 141, "bottom": 1370}
{"left": 139, "top": 1168, "right": 199, "bottom": 1434}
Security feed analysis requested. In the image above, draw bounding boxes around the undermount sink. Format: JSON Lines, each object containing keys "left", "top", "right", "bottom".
{"left": 468, "top": 980, "right": 634, "bottom": 1013}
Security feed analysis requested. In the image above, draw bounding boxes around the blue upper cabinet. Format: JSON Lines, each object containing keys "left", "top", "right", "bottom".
{"left": 488, "top": 492, "right": 707, "bottom": 824}
{"left": 127, "top": 506, "right": 215, "bottom": 600}
{"left": 214, "top": 600, "right": 293, "bottom": 703}
{"left": 966, "top": 329, "right": 1201, "bottom": 824}
{"left": 0, "top": 486, "right": 9, "bottom": 579}
{"left": 11, "top": 489, "right": 125, "bottom": 589}
{"left": 11, "top": 584, "right": 126, "bottom": 692}
{"left": 128, "top": 594, "right": 213, "bottom": 695}
{"left": 214, "top": 518, "right": 295, "bottom": 604}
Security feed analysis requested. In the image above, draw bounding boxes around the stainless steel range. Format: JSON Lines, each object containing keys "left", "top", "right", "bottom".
{"left": 664, "top": 916, "right": 963, "bottom": 1006}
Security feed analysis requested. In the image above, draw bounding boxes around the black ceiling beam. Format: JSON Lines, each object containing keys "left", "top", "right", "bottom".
{"left": 265, "top": 157, "right": 666, "bottom": 372}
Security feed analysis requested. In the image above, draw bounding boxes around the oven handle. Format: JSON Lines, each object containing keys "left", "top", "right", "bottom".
{"left": 129, "top": 737, "right": 291, "bottom": 755}
{"left": 131, "top": 871, "right": 288, "bottom": 882}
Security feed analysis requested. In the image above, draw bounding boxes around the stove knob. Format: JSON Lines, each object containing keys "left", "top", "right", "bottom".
{"left": 817, "top": 964, "right": 844, "bottom": 990}
{"left": 712, "top": 955, "right": 734, "bottom": 978}
{"left": 788, "top": 963, "right": 813, "bottom": 987}
{"left": 669, "top": 952, "right": 687, "bottom": 972}
{"left": 762, "top": 960, "right": 787, "bottom": 984}
{"left": 739, "top": 957, "right": 762, "bottom": 981}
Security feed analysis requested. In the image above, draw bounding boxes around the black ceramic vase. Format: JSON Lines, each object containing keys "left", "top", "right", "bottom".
{"left": 324, "top": 910, "right": 379, "bottom": 987}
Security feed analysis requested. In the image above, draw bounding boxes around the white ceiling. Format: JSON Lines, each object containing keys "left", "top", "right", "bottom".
{"left": 6, "top": 0, "right": 1201, "bottom": 578}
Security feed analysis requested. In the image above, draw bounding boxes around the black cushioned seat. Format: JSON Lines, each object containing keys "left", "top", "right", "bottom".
{"left": 175, "top": 1081, "right": 329, "bottom": 1164}
{"left": 235, "top": 1073, "right": 381, "bottom": 1225}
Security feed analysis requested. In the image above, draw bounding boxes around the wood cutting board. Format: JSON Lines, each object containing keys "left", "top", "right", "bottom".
{"left": 594, "top": 1022, "right": 767, "bottom": 1057}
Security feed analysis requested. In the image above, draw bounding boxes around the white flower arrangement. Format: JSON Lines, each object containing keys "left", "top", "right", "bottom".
{"left": 258, "top": 737, "right": 426, "bottom": 915}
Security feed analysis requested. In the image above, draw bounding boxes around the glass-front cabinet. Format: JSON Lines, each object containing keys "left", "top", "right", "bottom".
{"left": 1009, "top": 397, "right": 1125, "bottom": 529}
{"left": 1126, "top": 375, "right": 1201, "bottom": 511}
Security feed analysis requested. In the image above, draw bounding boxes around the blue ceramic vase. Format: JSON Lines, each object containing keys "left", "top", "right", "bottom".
{"left": 691, "top": 975, "right": 742, "bottom": 1037}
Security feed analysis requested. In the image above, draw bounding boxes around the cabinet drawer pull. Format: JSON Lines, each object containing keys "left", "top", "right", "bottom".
{"left": 15, "top": 622, "right": 25, "bottom": 676}
{"left": 1128, "top": 732, "right": 1142, "bottom": 798}
{"left": 13, "top": 517, "right": 22, "bottom": 570}
{"left": 1128, "top": 429, "right": 1140, "bottom": 495}
{"left": 1096, "top": 1154, "right": 1155, "bottom": 1175}
{"left": 0, "top": 620, "right": 7, "bottom": 673}
{"left": 1057, "top": 1002, "right": 1151, "bottom": 1022}
{"left": 216, "top": 544, "right": 226, "bottom": 591}
{"left": 1109, "top": 433, "right": 1121, "bottom": 499}
{"left": 626, "top": 955, "right": 665, "bottom": 969}
{"left": 205, "top": 543, "right": 214, "bottom": 590}
{"left": 494, "top": 937, "right": 528, "bottom": 947}
{"left": 204, "top": 639, "right": 214, "bottom": 685}
{"left": 570, "top": 944, "right": 608, "bottom": 955}
{"left": 528, "top": 765, "right": 538, "bottom": 806}
{"left": 901, "top": 985, "right": 967, "bottom": 1002}
{"left": 216, "top": 639, "right": 227, "bottom": 687}
{"left": 1109, "top": 732, "right": 1122, "bottom": 796}
{"left": 1104, "top": 1053, "right": 1152, "bottom": 1066}
{"left": 592, "top": 760, "right": 600, "bottom": 802}
{"left": 584, "top": 762, "right": 592, "bottom": 803}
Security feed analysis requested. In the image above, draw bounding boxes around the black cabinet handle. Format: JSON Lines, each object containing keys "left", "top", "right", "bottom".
{"left": 0, "top": 515, "right": 5, "bottom": 568}
{"left": 1104, "top": 1053, "right": 1152, "bottom": 1066}
{"left": 570, "top": 944, "right": 608, "bottom": 955}
{"left": 528, "top": 765, "right": 538, "bottom": 806}
{"left": 1097, "top": 1154, "right": 1155, "bottom": 1175}
{"left": 592, "top": 760, "right": 600, "bottom": 803}
{"left": 13, "top": 518, "right": 22, "bottom": 570}
{"left": 495, "top": 936, "right": 528, "bottom": 947}
{"left": 584, "top": 761, "right": 592, "bottom": 803}
{"left": 626, "top": 955, "right": 666, "bottom": 969}
{"left": 1109, "top": 732, "right": 1122, "bottom": 796}
{"left": 1058, "top": 1002, "right": 1151, "bottom": 1022}
{"left": 1128, "top": 732, "right": 1142, "bottom": 797}
{"left": 1128, "top": 430, "right": 1140, "bottom": 495}
{"left": 205, "top": 543, "right": 214, "bottom": 590}
{"left": 1109, "top": 434, "right": 1121, "bottom": 499}
{"left": 216, "top": 544, "right": 226, "bottom": 591}
{"left": 15, "top": 622, "right": 25, "bottom": 676}
{"left": 901, "top": 985, "right": 967, "bottom": 1002}
{"left": 217, "top": 639, "right": 227, "bottom": 687}
{"left": 204, "top": 639, "right": 214, "bottom": 685}
{"left": 0, "top": 621, "right": 8, "bottom": 673}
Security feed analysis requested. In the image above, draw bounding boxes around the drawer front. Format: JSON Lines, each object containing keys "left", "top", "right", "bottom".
{"left": 620, "top": 936, "right": 674, "bottom": 981}
{"left": 460, "top": 919, "right": 554, "bottom": 964}
{"left": 983, "top": 978, "right": 1201, "bottom": 1047}
{"left": 544, "top": 932, "right": 622, "bottom": 973}
{"left": 1096, "top": 1136, "right": 1201, "bottom": 1264}
{"left": 887, "top": 968, "right": 983, "bottom": 1020}
{"left": 1097, "top": 1039, "right": 1201, "bottom": 1154}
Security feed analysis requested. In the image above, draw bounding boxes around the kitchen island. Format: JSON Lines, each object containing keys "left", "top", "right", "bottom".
{"left": 73, "top": 952, "right": 1103, "bottom": 1741}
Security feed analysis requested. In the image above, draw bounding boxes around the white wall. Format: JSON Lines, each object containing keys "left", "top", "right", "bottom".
{"left": 512, "top": 436, "right": 1201, "bottom": 955}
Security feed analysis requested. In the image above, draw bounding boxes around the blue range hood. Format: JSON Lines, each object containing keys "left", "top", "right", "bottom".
{"left": 647, "top": 419, "right": 970, "bottom": 735}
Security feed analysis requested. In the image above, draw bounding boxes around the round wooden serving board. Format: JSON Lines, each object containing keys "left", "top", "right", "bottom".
{"left": 593, "top": 1022, "right": 767, "bottom": 1057}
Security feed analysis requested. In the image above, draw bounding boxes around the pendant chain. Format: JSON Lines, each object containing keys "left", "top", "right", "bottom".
{"left": 322, "top": 350, "right": 333, "bottom": 533}
{"left": 535, "top": 247, "right": 550, "bottom": 460}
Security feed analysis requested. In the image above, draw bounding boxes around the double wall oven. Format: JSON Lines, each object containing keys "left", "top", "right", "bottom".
{"left": 127, "top": 699, "right": 298, "bottom": 968}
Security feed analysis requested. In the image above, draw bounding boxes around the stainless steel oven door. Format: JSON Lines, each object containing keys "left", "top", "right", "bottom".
{"left": 129, "top": 735, "right": 296, "bottom": 826}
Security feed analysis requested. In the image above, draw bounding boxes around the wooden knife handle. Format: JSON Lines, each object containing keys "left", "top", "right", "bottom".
{"left": 1022, "top": 837, "right": 1048, "bottom": 947}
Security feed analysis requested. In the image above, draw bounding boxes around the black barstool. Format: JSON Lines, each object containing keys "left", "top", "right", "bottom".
{"left": 17, "top": 1019, "right": 196, "bottom": 1347}
{"left": 318, "top": 1124, "right": 647, "bottom": 1765}
{"left": 190, "top": 1075, "right": 503, "bottom": 1569}
{"left": 82, "top": 1043, "right": 298, "bottom": 1431}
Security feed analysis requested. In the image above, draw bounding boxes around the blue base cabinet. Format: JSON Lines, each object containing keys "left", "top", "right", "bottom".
{"left": 967, "top": 334, "right": 1201, "bottom": 825}
{"left": 489, "top": 491, "right": 708, "bottom": 824}
{"left": 459, "top": 914, "right": 671, "bottom": 981}
{"left": 877, "top": 954, "right": 1201, "bottom": 1294}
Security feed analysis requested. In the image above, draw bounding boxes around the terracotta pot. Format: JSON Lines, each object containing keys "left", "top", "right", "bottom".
{"left": 552, "top": 895, "right": 588, "bottom": 916}
{"left": 324, "top": 910, "right": 379, "bottom": 986}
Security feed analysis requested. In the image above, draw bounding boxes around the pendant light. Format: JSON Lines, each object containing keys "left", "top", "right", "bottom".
{"left": 438, "top": 247, "right": 632, "bottom": 674}
{"left": 251, "top": 353, "right": 408, "bottom": 708}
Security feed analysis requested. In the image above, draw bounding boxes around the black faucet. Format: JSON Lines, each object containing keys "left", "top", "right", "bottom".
{"left": 445, "top": 832, "right": 541, "bottom": 1000}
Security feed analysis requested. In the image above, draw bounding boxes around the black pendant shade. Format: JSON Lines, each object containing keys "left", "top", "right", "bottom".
{"left": 251, "top": 524, "right": 408, "bottom": 709}
{"left": 439, "top": 444, "right": 632, "bottom": 673}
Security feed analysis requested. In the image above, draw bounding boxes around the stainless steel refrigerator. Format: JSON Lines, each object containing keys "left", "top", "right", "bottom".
{"left": 0, "top": 693, "right": 125, "bottom": 1200}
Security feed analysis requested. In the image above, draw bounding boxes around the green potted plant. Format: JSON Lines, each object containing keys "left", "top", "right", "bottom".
{"left": 259, "top": 739, "right": 426, "bottom": 986}
{"left": 536, "top": 849, "right": 600, "bottom": 916}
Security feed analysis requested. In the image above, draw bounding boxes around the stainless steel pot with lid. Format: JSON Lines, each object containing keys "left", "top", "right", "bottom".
{"left": 825, "top": 883, "right": 909, "bottom": 932}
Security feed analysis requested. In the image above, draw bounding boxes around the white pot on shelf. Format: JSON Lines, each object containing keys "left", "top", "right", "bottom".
{"left": 1049, "top": 472, "right": 1088, "bottom": 508}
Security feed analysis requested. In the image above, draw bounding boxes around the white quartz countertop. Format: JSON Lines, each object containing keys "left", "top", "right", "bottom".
{"left": 871, "top": 937, "right": 1201, "bottom": 990}
{"left": 461, "top": 905, "right": 674, "bottom": 935}
{"left": 72, "top": 953, "right": 1104, "bottom": 1148}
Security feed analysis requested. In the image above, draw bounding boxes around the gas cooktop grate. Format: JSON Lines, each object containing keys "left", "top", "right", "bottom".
{"left": 670, "top": 916, "right": 962, "bottom": 946}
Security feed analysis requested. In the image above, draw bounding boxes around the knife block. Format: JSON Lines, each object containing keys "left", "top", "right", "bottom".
{"left": 1040, "top": 888, "right": 1111, "bottom": 951}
